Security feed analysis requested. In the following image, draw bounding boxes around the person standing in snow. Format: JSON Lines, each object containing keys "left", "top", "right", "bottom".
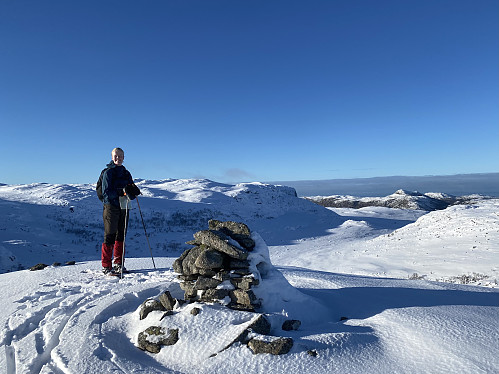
{"left": 97, "top": 147, "right": 140, "bottom": 275}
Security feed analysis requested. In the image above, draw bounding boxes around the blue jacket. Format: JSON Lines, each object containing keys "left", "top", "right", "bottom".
{"left": 102, "top": 161, "right": 133, "bottom": 207}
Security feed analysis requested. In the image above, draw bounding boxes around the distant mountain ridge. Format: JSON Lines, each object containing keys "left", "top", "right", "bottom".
{"left": 305, "top": 189, "right": 491, "bottom": 211}
{"left": 271, "top": 173, "right": 499, "bottom": 197}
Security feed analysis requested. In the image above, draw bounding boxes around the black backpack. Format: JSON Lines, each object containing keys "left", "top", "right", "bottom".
{"left": 96, "top": 168, "right": 108, "bottom": 202}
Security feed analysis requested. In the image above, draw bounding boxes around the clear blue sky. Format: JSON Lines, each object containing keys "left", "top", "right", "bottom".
{"left": 1, "top": 0, "right": 497, "bottom": 184}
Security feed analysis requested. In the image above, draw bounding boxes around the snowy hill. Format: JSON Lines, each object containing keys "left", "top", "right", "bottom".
{"left": 306, "top": 189, "right": 491, "bottom": 211}
{"left": 273, "top": 201, "right": 499, "bottom": 287}
{"left": 0, "top": 179, "right": 498, "bottom": 373}
{"left": 0, "top": 180, "right": 342, "bottom": 273}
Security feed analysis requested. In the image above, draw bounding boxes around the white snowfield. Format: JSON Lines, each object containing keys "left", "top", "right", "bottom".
{"left": 0, "top": 179, "right": 498, "bottom": 373}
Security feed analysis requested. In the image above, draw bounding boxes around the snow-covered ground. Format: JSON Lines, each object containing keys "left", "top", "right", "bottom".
{"left": 0, "top": 180, "right": 498, "bottom": 373}
{"left": 272, "top": 202, "right": 499, "bottom": 287}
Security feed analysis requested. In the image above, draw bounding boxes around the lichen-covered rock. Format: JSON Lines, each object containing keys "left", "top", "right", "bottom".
{"left": 248, "top": 337, "right": 293, "bottom": 355}
{"left": 193, "top": 230, "right": 248, "bottom": 260}
{"left": 139, "top": 299, "right": 166, "bottom": 320}
{"left": 137, "top": 326, "right": 179, "bottom": 353}
{"left": 194, "top": 276, "right": 222, "bottom": 290}
{"left": 199, "top": 288, "right": 231, "bottom": 302}
{"left": 194, "top": 249, "right": 225, "bottom": 270}
{"left": 208, "top": 219, "right": 255, "bottom": 250}
{"left": 180, "top": 246, "right": 206, "bottom": 275}
{"left": 230, "top": 289, "right": 258, "bottom": 305}
{"left": 229, "top": 289, "right": 261, "bottom": 311}
{"left": 208, "top": 219, "right": 251, "bottom": 236}
{"left": 230, "top": 276, "right": 259, "bottom": 291}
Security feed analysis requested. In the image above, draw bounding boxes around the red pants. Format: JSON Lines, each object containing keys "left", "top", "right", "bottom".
{"left": 101, "top": 241, "right": 125, "bottom": 268}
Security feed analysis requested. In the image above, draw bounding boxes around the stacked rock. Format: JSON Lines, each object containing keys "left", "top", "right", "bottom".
{"left": 173, "top": 220, "right": 262, "bottom": 312}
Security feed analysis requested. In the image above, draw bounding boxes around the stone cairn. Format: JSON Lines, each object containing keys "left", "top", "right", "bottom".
{"left": 173, "top": 219, "right": 261, "bottom": 311}
{"left": 136, "top": 220, "right": 301, "bottom": 356}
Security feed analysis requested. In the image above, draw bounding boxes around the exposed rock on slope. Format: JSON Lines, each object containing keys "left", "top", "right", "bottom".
{"left": 306, "top": 189, "right": 491, "bottom": 211}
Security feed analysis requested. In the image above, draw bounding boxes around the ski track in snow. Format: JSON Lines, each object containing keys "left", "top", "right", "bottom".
{"left": 1, "top": 260, "right": 498, "bottom": 374}
{"left": 1, "top": 263, "right": 177, "bottom": 374}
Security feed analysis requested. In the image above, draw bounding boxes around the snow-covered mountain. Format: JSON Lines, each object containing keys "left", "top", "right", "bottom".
{"left": 306, "top": 188, "right": 491, "bottom": 211}
{"left": 0, "top": 179, "right": 498, "bottom": 373}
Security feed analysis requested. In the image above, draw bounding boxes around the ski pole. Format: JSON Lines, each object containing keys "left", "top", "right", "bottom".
{"left": 136, "top": 195, "right": 156, "bottom": 270}
{"left": 121, "top": 196, "right": 130, "bottom": 279}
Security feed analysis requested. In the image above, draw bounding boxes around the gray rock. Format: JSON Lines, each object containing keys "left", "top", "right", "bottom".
{"left": 180, "top": 246, "right": 206, "bottom": 275}
{"left": 137, "top": 326, "right": 179, "bottom": 353}
{"left": 194, "top": 276, "right": 222, "bottom": 290}
{"left": 248, "top": 337, "right": 294, "bottom": 355}
{"left": 214, "top": 271, "right": 231, "bottom": 282}
{"left": 139, "top": 299, "right": 166, "bottom": 320}
{"left": 208, "top": 220, "right": 255, "bottom": 250}
{"left": 248, "top": 314, "right": 271, "bottom": 335}
{"left": 230, "top": 289, "right": 258, "bottom": 305}
{"left": 193, "top": 230, "right": 248, "bottom": 260}
{"left": 208, "top": 219, "right": 251, "bottom": 236}
{"left": 230, "top": 276, "right": 259, "bottom": 290}
{"left": 233, "top": 314, "right": 272, "bottom": 347}
{"left": 191, "top": 307, "right": 201, "bottom": 316}
{"left": 30, "top": 263, "right": 48, "bottom": 271}
{"left": 232, "top": 235, "right": 256, "bottom": 251}
{"left": 172, "top": 247, "right": 192, "bottom": 274}
{"left": 282, "top": 319, "right": 301, "bottom": 331}
{"left": 177, "top": 274, "right": 198, "bottom": 281}
{"left": 179, "top": 281, "right": 197, "bottom": 299}
{"left": 198, "top": 268, "right": 217, "bottom": 277}
{"left": 229, "top": 289, "right": 261, "bottom": 311}
{"left": 158, "top": 291, "right": 177, "bottom": 311}
{"left": 194, "top": 249, "right": 225, "bottom": 270}
{"left": 199, "top": 288, "right": 230, "bottom": 302}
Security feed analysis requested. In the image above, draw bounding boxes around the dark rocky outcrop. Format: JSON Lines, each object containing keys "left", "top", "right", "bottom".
{"left": 305, "top": 189, "right": 459, "bottom": 211}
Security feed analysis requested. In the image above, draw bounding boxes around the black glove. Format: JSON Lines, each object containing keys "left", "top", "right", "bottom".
{"left": 118, "top": 188, "right": 125, "bottom": 197}
{"left": 125, "top": 183, "right": 141, "bottom": 200}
